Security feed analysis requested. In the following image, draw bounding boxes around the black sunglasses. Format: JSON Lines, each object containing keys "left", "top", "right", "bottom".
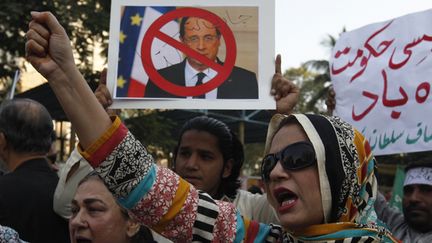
{"left": 261, "top": 141, "right": 317, "bottom": 181}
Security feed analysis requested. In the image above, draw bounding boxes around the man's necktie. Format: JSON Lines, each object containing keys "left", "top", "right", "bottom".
{"left": 194, "top": 72, "right": 206, "bottom": 99}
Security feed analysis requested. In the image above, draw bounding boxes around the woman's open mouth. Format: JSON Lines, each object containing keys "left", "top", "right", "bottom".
{"left": 273, "top": 187, "right": 298, "bottom": 213}
{"left": 75, "top": 236, "right": 92, "bottom": 243}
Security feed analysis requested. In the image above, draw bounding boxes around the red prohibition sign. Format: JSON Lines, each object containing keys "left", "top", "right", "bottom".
{"left": 141, "top": 7, "right": 237, "bottom": 97}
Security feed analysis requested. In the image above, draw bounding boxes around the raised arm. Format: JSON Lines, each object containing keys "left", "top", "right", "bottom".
{"left": 25, "top": 11, "right": 279, "bottom": 242}
{"left": 25, "top": 11, "right": 111, "bottom": 148}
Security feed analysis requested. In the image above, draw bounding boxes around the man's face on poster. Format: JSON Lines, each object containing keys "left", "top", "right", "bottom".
{"left": 181, "top": 17, "right": 221, "bottom": 71}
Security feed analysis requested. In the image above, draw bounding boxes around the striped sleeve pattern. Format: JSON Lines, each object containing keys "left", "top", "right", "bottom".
{"left": 192, "top": 193, "right": 220, "bottom": 242}
{"left": 266, "top": 224, "right": 283, "bottom": 243}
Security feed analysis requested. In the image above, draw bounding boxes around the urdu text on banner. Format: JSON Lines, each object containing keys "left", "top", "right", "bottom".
{"left": 330, "top": 8, "right": 432, "bottom": 156}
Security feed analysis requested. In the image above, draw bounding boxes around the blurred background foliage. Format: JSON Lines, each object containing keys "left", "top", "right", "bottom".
{"left": 1, "top": 2, "right": 430, "bottom": 181}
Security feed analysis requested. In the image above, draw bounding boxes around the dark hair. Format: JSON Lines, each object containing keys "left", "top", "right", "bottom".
{"left": 173, "top": 116, "right": 244, "bottom": 199}
{"left": 0, "top": 99, "right": 53, "bottom": 154}
{"left": 247, "top": 185, "right": 263, "bottom": 195}
{"left": 179, "top": 16, "right": 221, "bottom": 38}
{"left": 51, "top": 130, "right": 56, "bottom": 143}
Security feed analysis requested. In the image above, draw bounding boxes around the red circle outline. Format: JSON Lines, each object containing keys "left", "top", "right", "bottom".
{"left": 141, "top": 7, "right": 237, "bottom": 97}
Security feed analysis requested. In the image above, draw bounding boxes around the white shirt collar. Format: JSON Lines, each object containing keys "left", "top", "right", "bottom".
{"left": 184, "top": 60, "right": 218, "bottom": 99}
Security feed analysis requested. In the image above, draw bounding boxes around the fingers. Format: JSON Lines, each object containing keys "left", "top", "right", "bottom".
{"left": 95, "top": 76, "right": 113, "bottom": 109}
{"left": 328, "top": 87, "right": 335, "bottom": 97}
{"left": 275, "top": 54, "right": 282, "bottom": 74}
{"left": 99, "top": 68, "right": 107, "bottom": 85}
{"left": 30, "top": 11, "right": 65, "bottom": 35}
{"left": 326, "top": 86, "right": 336, "bottom": 111}
{"left": 95, "top": 87, "right": 112, "bottom": 108}
{"left": 25, "top": 39, "right": 46, "bottom": 58}
{"left": 27, "top": 21, "right": 50, "bottom": 50}
{"left": 26, "top": 19, "right": 50, "bottom": 56}
{"left": 107, "top": 109, "right": 121, "bottom": 117}
{"left": 272, "top": 76, "right": 296, "bottom": 100}
{"left": 28, "top": 20, "right": 50, "bottom": 41}
{"left": 271, "top": 74, "right": 291, "bottom": 99}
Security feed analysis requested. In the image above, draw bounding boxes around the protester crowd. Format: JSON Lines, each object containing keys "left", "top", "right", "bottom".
{"left": 0, "top": 10, "right": 431, "bottom": 243}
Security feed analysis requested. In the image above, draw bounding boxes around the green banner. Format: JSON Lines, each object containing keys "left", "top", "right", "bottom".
{"left": 388, "top": 165, "right": 405, "bottom": 211}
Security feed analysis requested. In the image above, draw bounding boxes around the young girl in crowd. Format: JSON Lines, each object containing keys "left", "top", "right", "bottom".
{"left": 26, "top": 11, "right": 399, "bottom": 242}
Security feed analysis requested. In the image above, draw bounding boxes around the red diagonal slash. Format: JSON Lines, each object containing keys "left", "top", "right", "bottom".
{"left": 142, "top": 7, "right": 237, "bottom": 97}
{"left": 154, "top": 31, "right": 225, "bottom": 73}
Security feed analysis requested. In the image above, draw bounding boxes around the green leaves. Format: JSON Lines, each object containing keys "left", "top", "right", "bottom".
{"left": 0, "top": 0, "right": 110, "bottom": 100}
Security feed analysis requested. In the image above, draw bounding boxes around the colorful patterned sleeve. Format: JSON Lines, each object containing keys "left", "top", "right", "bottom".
{"left": 0, "top": 225, "right": 27, "bottom": 243}
{"left": 79, "top": 117, "right": 279, "bottom": 242}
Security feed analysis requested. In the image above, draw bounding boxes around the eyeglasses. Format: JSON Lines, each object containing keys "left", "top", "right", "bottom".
{"left": 184, "top": 35, "right": 219, "bottom": 45}
{"left": 261, "top": 141, "right": 317, "bottom": 181}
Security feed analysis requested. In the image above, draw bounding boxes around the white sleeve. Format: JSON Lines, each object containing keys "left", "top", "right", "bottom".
{"left": 53, "top": 148, "right": 93, "bottom": 219}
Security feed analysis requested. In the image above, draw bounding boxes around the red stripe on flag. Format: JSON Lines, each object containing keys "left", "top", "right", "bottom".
{"left": 127, "top": 78, "right": 146, "bottom": 97}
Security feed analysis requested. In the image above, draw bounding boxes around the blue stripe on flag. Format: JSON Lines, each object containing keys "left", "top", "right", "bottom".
{"left": 117, "top": 6, "right": 146, "bottom": 97}
{"left": 116, "top": 6, "right": 176, "bottom": 97}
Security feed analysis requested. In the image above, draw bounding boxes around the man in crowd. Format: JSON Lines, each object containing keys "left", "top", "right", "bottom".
{"left": 46, "top": 132, "right": 60, "bottom": 172}
{"left": 0, "top": 99, "right": 69, "bottom": 243}
{"left": 375, "top": 163, "right": 432, "bottom": 242}
{"left": 145, "top": 16, "right": 258, "bottom": 99}
{"left": 171, "top": 115, "right": 278, "bottom": 222}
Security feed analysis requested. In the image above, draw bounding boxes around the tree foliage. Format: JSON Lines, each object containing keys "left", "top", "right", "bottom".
{"left": 123, "top": 110, "right": 178, "bottom": 157}
{"left": 0, "top": 1, "right": 181, "bottom": 154}
{"left": 284, "top": 63, "right": 330, "bottom": 114}
{"left": 284, "top": 30, "right": 346, "bottom": 114}
{"left": 243, "top": 143, "right": 265, "bottom": 176}
{"left": 0, "top": 0, "right": 110, "bottom": 99}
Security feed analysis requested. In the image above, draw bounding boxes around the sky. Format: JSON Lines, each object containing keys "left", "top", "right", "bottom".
{"left": 275, "top": 0, "right": 432, "bottom": 71}
{"left": 21, "top": 1, "right": 432, "bottom": 91}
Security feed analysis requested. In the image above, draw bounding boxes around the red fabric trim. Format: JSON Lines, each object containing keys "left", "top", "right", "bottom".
{"left": 87, "top": 123, "right": 128, "bottom": 167}
{"left": 364, "top": 140, "right": 371, "bottom": 157}
{"left": 128, "top": 78, "right": 146, "bottom": 97}
{"left": 245, "top": 220, "right": 260, "bottom": 243}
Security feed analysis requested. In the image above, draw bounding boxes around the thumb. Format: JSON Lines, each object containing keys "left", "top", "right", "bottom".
{"left": 31, "top": 11, "right": 65, "bottom": 35}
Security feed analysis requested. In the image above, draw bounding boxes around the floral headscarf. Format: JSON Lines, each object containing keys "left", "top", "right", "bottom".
{"left": 264, "top": 114, "right": 399, "bottom": 242}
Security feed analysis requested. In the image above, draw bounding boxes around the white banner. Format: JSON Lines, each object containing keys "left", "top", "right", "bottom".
{"left": 330, "top": 9, "right": 432, "bottom": 155}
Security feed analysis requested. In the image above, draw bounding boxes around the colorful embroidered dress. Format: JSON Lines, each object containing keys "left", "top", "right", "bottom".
{"left": 79, "top": 115, "right": 399, "bottom": 242}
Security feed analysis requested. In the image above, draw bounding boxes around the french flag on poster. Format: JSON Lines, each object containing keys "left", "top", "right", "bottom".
{"left": 115, "top": 6, "right": 181, "bottom": 98}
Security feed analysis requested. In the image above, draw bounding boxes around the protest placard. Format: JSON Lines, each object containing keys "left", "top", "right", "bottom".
{"left": 107, "top": 0, "right": 275, "bottom": 110}
{"left": 331, "top": 9, "right": 432, "bottom": 155}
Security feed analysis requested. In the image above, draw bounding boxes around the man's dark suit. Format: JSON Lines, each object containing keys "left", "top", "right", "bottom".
{"left": 0, "top": 158, "right": 70, "bottom": 243}
{"left": 145, "top": 59, "right": 258, "bottom": 99}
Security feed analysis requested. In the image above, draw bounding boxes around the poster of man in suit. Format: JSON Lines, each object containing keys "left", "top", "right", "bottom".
{"left": 107, "top": 0, "right": 275, "bottom": 109}
{"left": 145, "top": 14, "right": 258, "bottom": 99}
